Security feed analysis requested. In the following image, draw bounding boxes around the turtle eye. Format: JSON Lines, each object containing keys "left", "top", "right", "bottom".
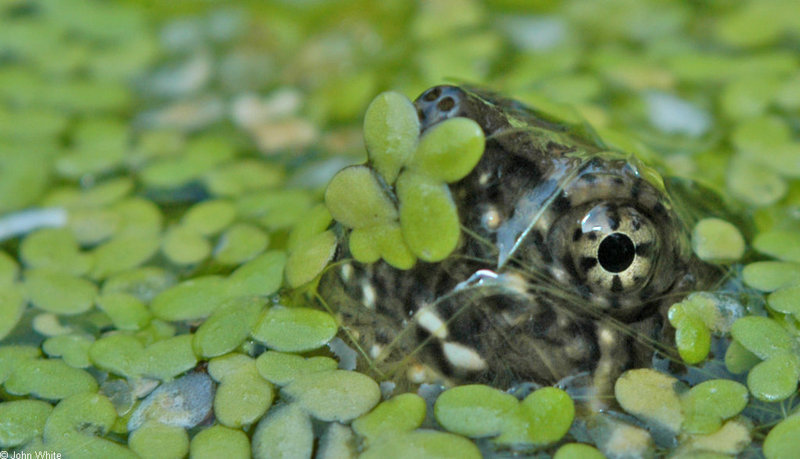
{"left": 570, "top": 203, "right": 658, "bottom": 294}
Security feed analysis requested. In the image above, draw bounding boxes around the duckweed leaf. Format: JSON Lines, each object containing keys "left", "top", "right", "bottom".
{"left": 495, "top": 387, "right": 575, "bottom": 446}
{"left": 0, "top": 400, "right": 53, "bottom": 448}
{"left": 764, "top": 415, "right": 800, "bottom": 459}
{"left": 742, "top": 261, "right": 800, "bottom": 292}
{"left": 768, "top": 284, "right": 800, "bottom": 318}
{"left": 181, "top": 199, "right": 237, "bottom": 236}
{"left": 554, "top": 443, "right": 606, "bottom": 459}
{"left": 255, "top": 351, "right": 338, "bottom": 386}
{"left": 410, "top": 117, "right": 485, "bottom": 183}
{"left": 433, "top": 385, "right": 518, "bottom": 438}
{"left": 0, "top": 346, "right": 41, "bottom": 384}
{"left": 730, "top": 316, "right": 794, "bottom": 360}
{"left": 674, "top": 314, "right": 712, "bottom": 364}
{"left": 161, "top": 225, "right": 210, "bottom": 265}
{"left": 141, "top": 334, "right": 198, "bottom": 381}
{"left": 89, "top": 334, "right": 144, "bottom": 378}
{"left": 96, "top": 292, "right": 151, "bottom": 331}
{"left": 194, "top": 296, "right": 264, "bottom": 358}
{"left": 282, "top": 370, "right": 380, "bottom": 422}
{"left": 208, "top": 353, "right": 255, "bottom": 383}
{"left": 354, "top": 393, "right": 427, "bottom": 442}
{"left": 20, "top": 228, "right": 92, "bottom": 275}
{"left": 286, "top": 203, "right": 333, "bottom": 251}
{"left": 25, "top": 268, "right": 97, "bottom": 315}
{"left": 214, "top": 366, "right": 274, "bottom": 428}
{"left": 724, "top": 339, "right": 761, "bottom": 374}
{"left": 227, "top": 250, "right": 286, "bottom": 297}
{"left": 691, "top": 218, "right": 745, "bottom": 263}
{"left": 252, "top": 404, "right": 313, "bottom": 459}
{"left": 251, "top": 306, "right": 338, "bottom": 353}
{"left": 128, "top": 421, "right": 189, "bottom": 459}
{"left": 213, "top": 223, "right": 269, "bottom": 265}
{"left": 746, "top": 351, "right": 800, "bottom": 402}
{"left": 681, "top": 379, "right": 749, "bottom": 434}
{"left": 614, "top": 369, "right": 684, "bottom": 434}
{"left": 150, "top": 275, "right": 231, "bottom": 321}
{"left": 360, "top": 430, "right": 481, "bottom": 459}
{"left": 284, "top": 230, "right": 337, "bottom": 288}
{"left": 43, "top": 392, "right": 117, "bottom": 446}
{"left": 5, "top": 359, "right": 98, "bottom": 400}
{"left": 349, "top": 223, "right": 416, "bottom": 269}
{"left": 753, "top": 230, "right": 800, "bottom": 263}
{"left": 189, "top": 425, "right": 250, "bottom": 459}
{"left": 90, "top": 233, "right": 161, "bottom": 280}
{"left": 396, "top": 171, "right": 460, "bottom": 262}
{"left": 0, "top": 284, "right": 25, "bottom": 340}
{"left": 325, "top": 165, "right": 397, "bottom": 229}
{"left": 363, "top": 91, "right": 420, "bottom": 184}
{"left": 42, "top": 334, "right": 94, "bottom": 369}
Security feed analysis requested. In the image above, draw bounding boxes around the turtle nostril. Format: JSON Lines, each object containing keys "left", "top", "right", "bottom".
{"left": 437, "top": 96, "right": 455, "bottom": 111}
{"left": 423, "top": 87, "right": 441, "bottom": 101}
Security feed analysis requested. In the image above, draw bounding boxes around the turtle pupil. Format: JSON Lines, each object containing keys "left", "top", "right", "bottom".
{"left": 598, "top": 232, "right": 635, "bottom": 273}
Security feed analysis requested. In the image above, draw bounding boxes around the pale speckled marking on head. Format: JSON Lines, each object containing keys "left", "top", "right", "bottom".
{"left": 319, "top": 85, "right": 720, "bottom": 401}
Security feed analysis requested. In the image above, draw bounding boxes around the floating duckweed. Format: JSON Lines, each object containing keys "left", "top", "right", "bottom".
{"left": 5, "top": 358, "right": 98, "bottom": 400}
{"left": 68, "top": 207, "right": 121, "bottom": 246}
{"left": 236, "top": 189, "right": 315, "bottom": 231}
{"left": 681, "top": 379, "right": 749, "bottom": 434}
{"left": 32, "top": 313, "right": 73, "bottom": 337}
{"left": 194, "top": 296, "right": 264, "bottom": 358}
{"left": 42, "top": 334, "right": 94, "bottom": 368}
{"left": 255, "top": 351, "right": 338, "bottom": 386}
{"left": 161, "top": 225, "right": 210, "bottom": 265}
{"left": 286, "top": 203, "right": 333, "bottom": 251}
{"left": 227, "top": 250, "right": 286, "bottom": 297}
{"left": 614, "top": 369, "right": 684, "bottom": 434}
{"left": 724, "top": 339, "right": 762, "bottom": 374}
{"left": 25, "top": 268, "right": 97, "bottom": 315}
{"left": 252, "top": 404, "right": 313, "bottom": 459}
{"left": 746, "top": 350, "right": 800, "bottom": 402}
{"left": 90, "top": 233, "right": 161, "bottom": 280}
{"left": 764, "top": 415, "right": 800, "bottom": 459}
{"left": 768, "top": 284, "right": 800, "bottom": 318}
{"left": 43, "top": 392, "right": 118, "bottom": 449}
{"left": 753, "top": 230, "right": 800, "bottom": 263}
{"left": 674, "top": 314, "right": 712, "bottom": 364}
{"left": 363, "top": 91, "right": 420, "bottom": 184}
{"left": 360, "top": 430, "right": 481, "bottom": 459}
{"left": 0, "top": 345, "right": 41, "bottom": 384}
{"left": 284, "top": 230, "right": 337, "bottom": 288}
{"left": 726, "top": 155, "right": 787, "bottom": 207}
{"left": 96, "top": 292, "right": 152, "bottom": 331}
{"left": 0, "top": 251, "right": 19, "bottom": 285}
{"left": 349, "top": 223, "right": 416, "bottom": 269}
{"left": 181, "top": 199, "right": 237, "bottom": 236}
{"left": 0, "top": 284, "right": 25, "bottom": 340}
{"left": 410, "top": 117, "right": 485, "bottom": 183}
{"left": 553, "top": 443, "right": 606, "bottom": 459}
{"left": 252, "top": 306, "right": 337, "bottom": 353}
{"left": 318, "top": 422, "right": 357, "bottom": 459}
{"left": 102, "top": 266, "right": 176, "bottom": 303}
{"left": 128, "top": 372, "right": 214, "bottom": 431}
{"left": 742, "top": 261, "right": 800, "bottom": 292}
{"left": 354, "top": 393, "right": 427, "bottom": 443}
{"left": 214, "top": 364, "right": 274, "bottom": 428}
{"left": 433, "top": 385, "right": 518, "bottom": 438}
{"left": 141, "top": 334, "right": 197, "bottom": 381}
{"left": 684, "top": 419, "right": 752, "bottom": 457}
{"left": 282, "top": 370, "right": 380, "bottom": 422}
{"left": 495, "top": 387, "right": 575, "bottom": 446}
{"left": 150, "top": 275, "right": 231, "bottom": 321}
{"left": 89, "top": 334, "right": 144, "bottom": 378}
{"left": 325, "top": 165, "right": 398, "bottom": 229}
{"left": 0, "top": 400, "right": 53, "bottom": 447}
{"left": 204, "top": 160, "right": 286, "bottom": 197}
{"left": 208, "top": 353, "right": 254, "bottom": 382}
{"left": 212, "top": 222, "right": 268, "bottom": 265}
{"left": 691, "top": 218, "right": 745, "bottom": 263}
{"left": 730, "top": 316, "right": 794, "bottom": 360}
{"left": 396, "top": 171, "right": 460, "bottom": 262}
{"left": 128, "top": 421, "right": 189, "bottom": 459}
{"left": 190, "top": 425, "right": 251, "bottom": 459}
{"left": 20, "top": 227, "right": 92, "bottom": 275}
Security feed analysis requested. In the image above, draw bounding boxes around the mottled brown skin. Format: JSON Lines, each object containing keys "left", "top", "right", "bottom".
{"left": 320, "top": 85, "right": 719, "bottom": 399}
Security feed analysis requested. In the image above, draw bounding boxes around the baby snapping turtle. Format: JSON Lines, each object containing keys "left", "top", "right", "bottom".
{"left": 319, "top": 85, "right": 720, "bottom": 397}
